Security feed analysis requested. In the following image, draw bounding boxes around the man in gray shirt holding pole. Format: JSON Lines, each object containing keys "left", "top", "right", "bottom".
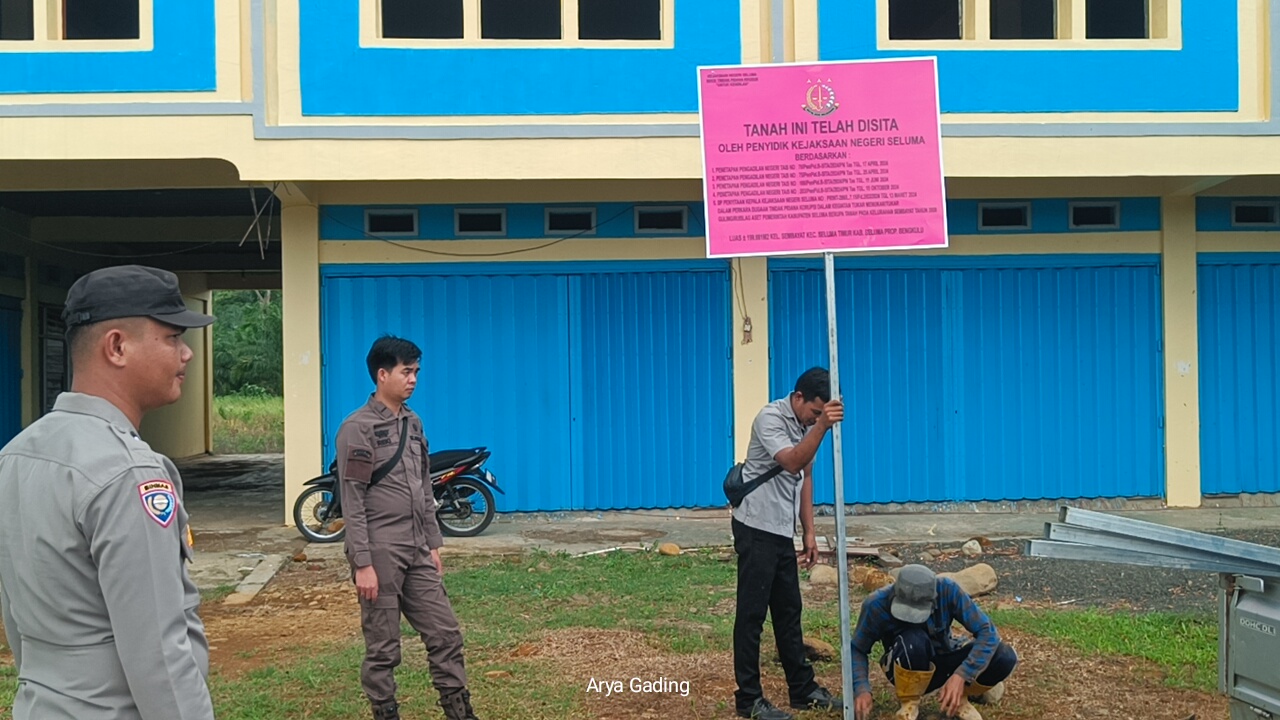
{"left": 733, "top": 367, "right": 844, "bottom": 720}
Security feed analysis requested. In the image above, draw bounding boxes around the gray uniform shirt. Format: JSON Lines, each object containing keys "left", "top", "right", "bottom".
{"left": 0, "top": 393, "right": 214, "bottom": 720}
{"left": 732, "top": 397, "right": 808, "bottom": 539}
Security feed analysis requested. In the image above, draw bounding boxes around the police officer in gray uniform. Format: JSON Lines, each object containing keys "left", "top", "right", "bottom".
{"left": 337, "top": 335, "right": 479, "bottom": 720}
{"left": 0, "top": 265, "right": 216, "bottom": 720}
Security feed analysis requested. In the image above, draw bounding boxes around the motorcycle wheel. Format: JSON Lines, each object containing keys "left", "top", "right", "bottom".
{"left": 293, "top": 485, "right": 346, "bottom": 543}
{"left": 436, "top": 476, "right": 496, "bottom": 538}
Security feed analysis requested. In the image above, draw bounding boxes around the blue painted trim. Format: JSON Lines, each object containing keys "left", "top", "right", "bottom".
{"left": 819, "top": 1, "right": 1236, "bottom": 113}
{"left": 1197, "top": 198, "right": 1280, "bottom": 232}
{"left": 0, "top": 0, "right": 216, "bottom": 94}
{"left": 5, "top": 0, "right": 1280, "bottom": 140}
{"left": 946, "top": 198, "right": 1161, "bottom": 235}
{"left": 769, "top": 254, "right": 1161, "bottom": 271}
{"left": 320, "top": 259, "right": 732, "bottom": 277}
{"left": 321, "top": 203, "right": 705, "bottom": 240}
{"left": 299, "top": 0, "right": 742, "bottom": 116}
{"left": 1198, "top": 252, "right": 1280, "bottom": 265}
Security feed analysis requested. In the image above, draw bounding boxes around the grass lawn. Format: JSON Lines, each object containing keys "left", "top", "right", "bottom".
{"left": 213, "top": 395, "right": 284, "bottom": 454}
{"left": 0, "top": 552, "right": 1223, "bottom": 719}
{"left": 987, "top": 607, "right": 1218, "bottom": 692}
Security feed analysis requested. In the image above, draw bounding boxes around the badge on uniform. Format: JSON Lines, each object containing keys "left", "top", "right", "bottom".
{"left": 139, "top": 479, "right": 178, "bottom": 528}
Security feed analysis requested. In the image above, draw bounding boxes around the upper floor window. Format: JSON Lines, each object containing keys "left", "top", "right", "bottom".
{"left": 1, "top": 0, "right": 147, "bottom": 48}
{"left": 373, "top": 0, "right": 670, "bottom": 46}
{"left": 991, "top": 0, "right": 1054, "bottom": 40}
{"left": 1084, "top": 0, "right": 1147, "bottom": 39}
{"left": 884, "top": 0, "right": 1173, "bottom": 45}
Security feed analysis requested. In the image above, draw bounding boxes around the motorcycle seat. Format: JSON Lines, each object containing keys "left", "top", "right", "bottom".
{"left": 428, "top": 448, "right": 486, "bottom": 470}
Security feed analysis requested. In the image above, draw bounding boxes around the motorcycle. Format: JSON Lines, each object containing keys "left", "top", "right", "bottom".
{"left": 292, "top": 447, "right": 503, "bottom": 544}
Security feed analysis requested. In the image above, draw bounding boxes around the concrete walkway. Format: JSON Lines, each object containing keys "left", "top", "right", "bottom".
{"left": 177, "top": 454, "right": 1280, "bottom": 596}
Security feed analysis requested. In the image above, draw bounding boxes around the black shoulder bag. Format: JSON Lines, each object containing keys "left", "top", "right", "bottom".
{"left": 329, "top": 417, "right": 410, "bottom": 516}
{"left": 368, "top": 417, "right": 410, "bottom": 488}
{"left": 723, "top": 461, "right": 786, "bottom": 508}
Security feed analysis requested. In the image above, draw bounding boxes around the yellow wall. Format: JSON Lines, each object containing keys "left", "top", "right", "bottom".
{"left": 280, "top": 195, "right": 323, "bottom": 524}
{"left": 140, "top": 280, "right": 214, "bottom": 459}
{"left": 733, "top": 257, "right": 770, "bottom": 458}
{"left": 1161, "top": 197, "right": 1201, "bottom": 507}
{"left": 14, "top": 115, "right": 1280, "bottom": 185}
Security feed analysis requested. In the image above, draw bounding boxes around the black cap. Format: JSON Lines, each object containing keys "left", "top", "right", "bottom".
{"left": 63, "top": 265, "right": 216, "bottom": 330}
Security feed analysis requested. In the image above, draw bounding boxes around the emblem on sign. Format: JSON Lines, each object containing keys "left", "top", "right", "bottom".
{"left": 803, "top": 79, "right": 839, "bottom": 116}
{"left": 139, "top": 479, "right": 178, "bottom": 528}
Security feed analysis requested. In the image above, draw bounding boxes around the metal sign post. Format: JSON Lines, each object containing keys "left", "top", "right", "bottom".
{"left": 697, "top": 54, "right": 948, "bottom": 720}
{"left": 825, "top": 251, "right": 855, "bottom": 719}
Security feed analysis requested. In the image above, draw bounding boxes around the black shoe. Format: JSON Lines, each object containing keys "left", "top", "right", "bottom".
{"left": 737, "top": 697, "right": 795, "bottom": 720}
{"left": 439, "top": 687, "right": 480, "bottom": 720}
{"left": 790, "top": 686, "right": 842, "bottom": 710}
{"left": 371, "top": 699, "right": 400, "bottom": 720}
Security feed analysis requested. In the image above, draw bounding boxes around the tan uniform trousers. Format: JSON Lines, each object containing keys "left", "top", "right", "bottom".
{"left": 355, "top": 543, "right": 467, "bottom": 703}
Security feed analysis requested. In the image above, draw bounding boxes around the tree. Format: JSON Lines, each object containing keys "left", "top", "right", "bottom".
{"left": 212, "top": 290, "right": 283, "bottom": 396}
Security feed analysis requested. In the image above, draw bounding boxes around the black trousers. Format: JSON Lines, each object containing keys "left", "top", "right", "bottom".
{"left": 882, "top": 625, "right": 1018, "bottom": 694}
{"left": 733, "top": 518, "right": 819, "bottom": 710}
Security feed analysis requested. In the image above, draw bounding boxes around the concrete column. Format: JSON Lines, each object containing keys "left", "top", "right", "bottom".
{"left": 1161, "top": 195, "right": 1202, "bottom": 507}
{"left": 733, "top": 257, "right": 771, "bottom": 458}
{"left": 279, "top": 195, "right": 322, "bottom": 525}
{"left": 139, "top": 276, "right": 213, "bottom": 459}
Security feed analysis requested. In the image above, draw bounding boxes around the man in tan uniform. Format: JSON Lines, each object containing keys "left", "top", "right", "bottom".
{"left": 337, "top": 335, "right": 479, "bottom": 720}
{"left": 0, "top": 264, "right": 216, "bottom": 720}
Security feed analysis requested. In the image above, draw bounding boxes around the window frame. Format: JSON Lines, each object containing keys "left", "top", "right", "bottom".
{"left": 364, "top": 208, "right": 421, "bottom": 238}
{"left": 977, "top": 201, "right": 1033, "bottom": 232}
{"left": 364, "top": 0, "right": 676, "bottom": 49}
{"left": 634, "top": 205, "right": 689, "bottom": 235}
{"left": 1068, "top": 201, "right": 1122, "bottom": 230}
{"left": 545, "top": 207, "right": 598, "bottom": 236}
{"left": 878, "top": 0, "right": 1179, "bottom": 50}
{"left": 454, "top": 207, "right": 508, "bottom": 238}
{"left": 1230, "top": 200, "right": 1280, "bottom": 229}
{"left": 0, "top": 0, "right": 153, "bottom": 52}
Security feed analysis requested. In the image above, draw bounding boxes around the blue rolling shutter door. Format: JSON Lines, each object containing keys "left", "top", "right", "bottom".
{"left": 1199, "top": 256, "right": 1280, "bottom": 495}
{"left": 769, "top": 257, "right": 1163, "bottom": 504}
{"left": 321, "top": 263, "right": 733, "bottom": 511}
{"left": 575, "top": 268, "right": 733, "bottom": 509}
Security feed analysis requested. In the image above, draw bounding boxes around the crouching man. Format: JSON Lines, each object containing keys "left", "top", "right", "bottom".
{"left": 851, "top": 565, "right": 1017, "bottom": 720}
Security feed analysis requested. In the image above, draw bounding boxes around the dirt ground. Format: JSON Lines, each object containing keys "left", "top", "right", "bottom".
{"left": 182, "top": 554, "right": 1228, "bottom": 720}
{"left": 0, "top": 515, "right": 1255, "bottom": 718}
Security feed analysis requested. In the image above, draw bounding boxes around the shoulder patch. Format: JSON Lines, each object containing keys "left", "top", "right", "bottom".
{"left": 139, "top": 479, "right": 178, "bottom": 527}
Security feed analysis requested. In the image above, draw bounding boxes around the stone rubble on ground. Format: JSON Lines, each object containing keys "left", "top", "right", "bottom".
{"left": 809, "top": 564, "right": 839, "bottom": 586}
{"left": 877, "top": 548, "right": 905, "bottom": 568}
{"left": 939, "top": 563, "right": 999, "bottom": 597}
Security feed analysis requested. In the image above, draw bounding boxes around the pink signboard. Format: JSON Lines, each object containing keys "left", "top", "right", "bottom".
{"left": 698, "top": 57, "right": 948, "bottom": 258}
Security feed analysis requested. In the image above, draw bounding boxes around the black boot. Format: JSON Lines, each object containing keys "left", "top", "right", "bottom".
{"left": 439, "top": 688, "right": 480, "bottom": 720}
{"left": 371, "top": 699, "right": 400, "bottom": 720}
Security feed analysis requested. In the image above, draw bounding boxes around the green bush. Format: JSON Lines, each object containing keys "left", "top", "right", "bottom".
{"left": 213, "top": 290, "right": 283, "bottom": 397}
